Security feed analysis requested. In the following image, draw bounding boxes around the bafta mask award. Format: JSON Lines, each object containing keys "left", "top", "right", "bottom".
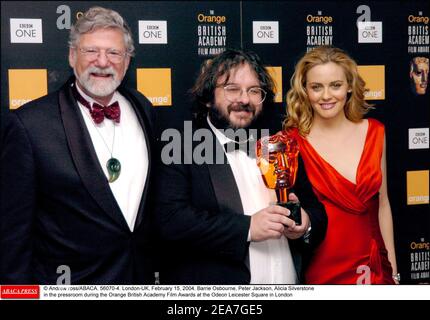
{"left": 256, "top": 131, "right": 301, "bottom": 225}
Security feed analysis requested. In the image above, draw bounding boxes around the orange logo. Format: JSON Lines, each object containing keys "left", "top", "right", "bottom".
{"left": 266, "top": 66, "right": 283, "bottom": 103}
{"left": 407, "top": 170, "right": 429, "bottom": 205}
{"left": 136, "top": 68, "right": 172, "bottom": 106}
{"left": 357, "top": 65, "right": 385, "bottom": 100}
{"left": 8, "top": 69, "right": 47, "bottom": 109}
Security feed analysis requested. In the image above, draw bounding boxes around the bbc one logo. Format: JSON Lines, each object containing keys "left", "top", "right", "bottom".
{"left": 138, "top": 20, "right": 167, "bottom": 44}
{"left": 10, "top": 18, "right": 43, "bottom": 43}
{"left": 253, "top": 21, "right": 279, "bottom": 44}
{"left": 409, "top": 128, "right": 429, "bottom": 150}
{"left": 357, "top": 21, "right": 382, "bottom": 43}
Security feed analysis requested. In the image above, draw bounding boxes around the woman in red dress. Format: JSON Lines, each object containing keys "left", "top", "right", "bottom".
{"left": 284, "top": 46, "right": 398, "bottom": 284}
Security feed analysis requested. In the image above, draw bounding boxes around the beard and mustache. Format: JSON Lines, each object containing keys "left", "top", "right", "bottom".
{"left": 74, "top": 66, "right": 122, "bottom": 98}
{"left": 208, "top": 102, "right": 266, "bottom": 143}
{"left": 208, "top": 102, "right": 262, "bottom": 130}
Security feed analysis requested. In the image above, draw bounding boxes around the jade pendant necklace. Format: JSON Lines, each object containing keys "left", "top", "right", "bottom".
{"left": 104, "top": 126, "right": 121, "bottom": 183}
{"left": 83, "top": 107, "right": 121, "bottom": 183}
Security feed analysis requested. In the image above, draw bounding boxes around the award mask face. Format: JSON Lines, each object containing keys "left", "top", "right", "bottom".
{"left": 256, "top": 132, "right": 301, "bottom": 225}
{"left": 410, "top": 57, "right": 429, "bottom": 95}
{"left": 256, "top": 132, "right": 299, "bottom": 196}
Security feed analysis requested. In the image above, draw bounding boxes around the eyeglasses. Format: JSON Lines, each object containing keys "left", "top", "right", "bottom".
{"left": 77, "top": 47, "right": 127, "bottom": 63}
{"left": 219, "top": 84, "right": 267, "bottom": 104}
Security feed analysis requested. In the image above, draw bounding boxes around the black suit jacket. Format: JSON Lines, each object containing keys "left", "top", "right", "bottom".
{"left": 0, "top": 77, "right": 157, "bottom": 284}
{"left": 154, "top": 121, "right": 327, "bottom": 284}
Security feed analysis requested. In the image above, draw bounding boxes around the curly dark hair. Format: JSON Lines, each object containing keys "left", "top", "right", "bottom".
{"left": 190, "top": 48, "right": 275, "bottom": 123}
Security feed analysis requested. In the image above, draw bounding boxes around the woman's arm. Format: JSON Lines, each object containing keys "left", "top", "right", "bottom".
{"left": 378, "top": 133, "right": 399, "bottom": 283}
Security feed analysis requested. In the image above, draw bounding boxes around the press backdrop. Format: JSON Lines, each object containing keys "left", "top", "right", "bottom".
{"left": 1, "top": 1, "right": 429, "bottom": 284}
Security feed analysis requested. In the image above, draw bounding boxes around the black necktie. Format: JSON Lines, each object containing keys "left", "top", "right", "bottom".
{"left": 223, "top": 137, "right": 256, "bottom": 158}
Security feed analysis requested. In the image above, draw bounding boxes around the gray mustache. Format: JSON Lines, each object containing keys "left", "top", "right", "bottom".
{"left": 87, "top": 67, "right": 116, "bottom": 76}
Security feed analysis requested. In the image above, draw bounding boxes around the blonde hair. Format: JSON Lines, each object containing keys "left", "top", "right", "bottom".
{"left": 284, "top": 46, "right": 372, "bottom": 136}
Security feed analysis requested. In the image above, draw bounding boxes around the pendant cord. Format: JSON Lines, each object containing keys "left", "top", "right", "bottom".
{"left": 74, "top": 84, "right": 121, "bottom": 183}
{"left": 80, "top": 100, "right": 116, "bottom": 159}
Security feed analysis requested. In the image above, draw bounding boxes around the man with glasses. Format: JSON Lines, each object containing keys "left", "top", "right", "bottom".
{"left": 1, "top": 7, "right": 157, "bottom": 284}
{"left": 154, "top": 49, "right": 327, "bottom": 284}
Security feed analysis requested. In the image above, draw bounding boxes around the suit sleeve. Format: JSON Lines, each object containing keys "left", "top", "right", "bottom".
{"left": 293, "top": 156, "right": 327, "bottom": 250}
{"left": 0, "top": 113, "right": 36, "bottom": 284}
{"left": 153, "top": 161, "right": 250, "bottom": 263}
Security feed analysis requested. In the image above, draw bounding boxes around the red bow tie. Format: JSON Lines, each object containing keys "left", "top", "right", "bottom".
{"left": 72, "top": 84, "right": 121, "bottom": 124}
{"left": 91, "top": 101, "right": 120, "bottom": 124}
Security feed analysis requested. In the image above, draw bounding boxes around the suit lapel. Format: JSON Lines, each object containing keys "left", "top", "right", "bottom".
{"left": 204, "top": 128, "right": 249, "bottom": 270}
{"left": 204, "top": 127, "right": 244, "bottom": 216}
{"left": 59, "top": 78, "right": 129, "bottom": 230}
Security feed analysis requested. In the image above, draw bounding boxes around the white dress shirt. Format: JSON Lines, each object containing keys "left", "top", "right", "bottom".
{"left": 207, "top": 117, "right": 297, "bottom": 284}
{"left": 76, "top": 84, "right": 148, "bottom": 232}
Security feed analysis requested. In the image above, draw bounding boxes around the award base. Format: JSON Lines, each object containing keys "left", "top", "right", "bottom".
{"left": 279, "top": 201, "right": 301, "bottom": 225}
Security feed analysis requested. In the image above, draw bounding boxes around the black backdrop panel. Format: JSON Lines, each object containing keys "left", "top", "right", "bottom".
{"left": 1, "top": 1, "right": 429, "bottom": 284}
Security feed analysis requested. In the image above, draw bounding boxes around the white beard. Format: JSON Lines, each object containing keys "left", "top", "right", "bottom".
{"left": 74, "top": 66, "right": 122, "bottom": 98}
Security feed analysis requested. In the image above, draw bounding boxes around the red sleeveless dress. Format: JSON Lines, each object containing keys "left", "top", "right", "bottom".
{"left": 294, "top": 118, "right": 394, "bottom": 284}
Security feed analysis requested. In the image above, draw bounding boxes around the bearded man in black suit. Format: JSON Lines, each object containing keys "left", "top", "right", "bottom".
{"left": 1, "top": 7, "right": 157, "bottom": 284}
{"left": 154, "top": 49, "right": 327, "bottom": 284}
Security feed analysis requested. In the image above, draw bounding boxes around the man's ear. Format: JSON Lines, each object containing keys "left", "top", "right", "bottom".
{"left": 68, "top": 48, "right": 76, "bottom": 69}
{"left": 124, "top": 55, "right": 131, "bottom": 73}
